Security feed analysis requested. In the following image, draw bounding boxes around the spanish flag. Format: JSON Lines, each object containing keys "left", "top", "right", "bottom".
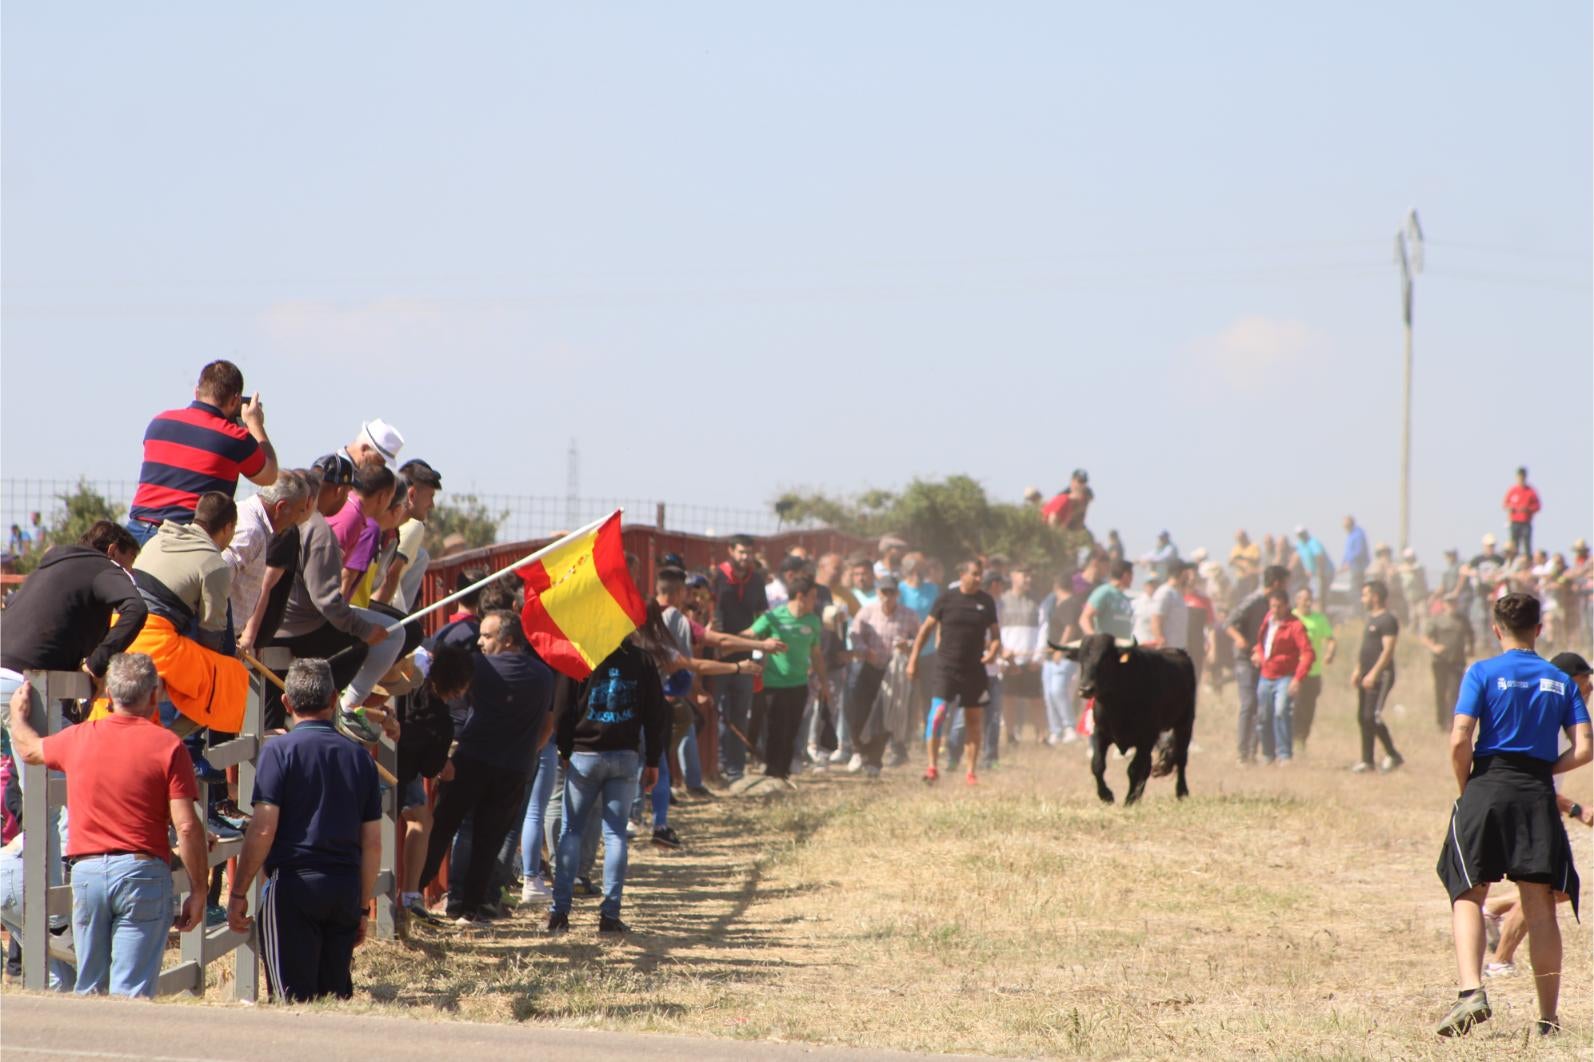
{"left": 518, "top": 512, "right": 647, "bottom": 679}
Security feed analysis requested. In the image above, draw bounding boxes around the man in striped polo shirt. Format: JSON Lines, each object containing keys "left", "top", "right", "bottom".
{"left": 127, "top": 360, "right": 279, "bottom": 545}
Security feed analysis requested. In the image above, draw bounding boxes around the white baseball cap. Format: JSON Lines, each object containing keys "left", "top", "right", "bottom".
{"left": 359, "top": 418, "right": 405, "bottom": 469}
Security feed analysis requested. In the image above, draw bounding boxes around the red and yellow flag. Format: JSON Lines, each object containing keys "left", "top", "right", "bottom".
{"left": 518, "top": 512, "right": 646, "bottom": 679}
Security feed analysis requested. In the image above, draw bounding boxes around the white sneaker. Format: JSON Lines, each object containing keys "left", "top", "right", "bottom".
{"left": 828, "top": 748, "right": 850, "bottom": 764}
{"left": 846, "top": 753, "right": 864, "bottom": 773}
{"left": 1483, "top": 961, "right": 1516, "bottom": 978}
{"left": 1061, "top": 731, "right": 1080, "bottom": 744}
{"left": 806, "top": 744, "right": 825, "bottom": 764}
{"left": 520, "top": 877, "right": 551, "bottom": 903}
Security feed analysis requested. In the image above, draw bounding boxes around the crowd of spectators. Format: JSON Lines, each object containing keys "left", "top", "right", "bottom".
{"left": 0, "top": 360, "right": 1589, "bottom": 1009}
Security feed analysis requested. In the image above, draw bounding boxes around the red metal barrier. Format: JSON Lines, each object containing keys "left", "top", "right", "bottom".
{"left": 417, "top": 522, "right": 871, "bottom": 634}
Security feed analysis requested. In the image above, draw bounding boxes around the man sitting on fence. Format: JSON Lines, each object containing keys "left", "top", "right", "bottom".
{"left": 223, "top": 469, "right": 314, "bottom": 639}
{"left": 227, "top": 659, "right": 381, "bottom": 1002}
{"left": 126, "top": 359, "right": 279, "bottom": 546}
{"left": 119, "top": 492, "right": 250, "bottom": 735}
{"left": 8, "top": 654, "right": 207, "bottom": 998}
{"left": 260, "top": 456, "right": 388, "bottom": 726}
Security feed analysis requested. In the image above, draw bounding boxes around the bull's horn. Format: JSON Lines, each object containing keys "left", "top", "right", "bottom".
{"left": 1048, "top": 640, "right": 1081, "bottom": 653}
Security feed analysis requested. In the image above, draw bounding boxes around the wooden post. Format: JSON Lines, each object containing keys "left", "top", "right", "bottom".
{"left": 373, "top": 736, "right": 399, "bottom": 940}
{"left": 19, "top": 671, "right": 86, "bottom": 990}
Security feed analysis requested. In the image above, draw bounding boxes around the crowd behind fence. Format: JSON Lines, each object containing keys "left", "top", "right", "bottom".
{"left": 2, "top": 479, "right": 813, "bottom": 554}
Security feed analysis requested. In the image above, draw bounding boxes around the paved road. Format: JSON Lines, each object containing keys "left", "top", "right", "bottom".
{"left": 1, "top": 993, "right": 979, "bottom": 1061}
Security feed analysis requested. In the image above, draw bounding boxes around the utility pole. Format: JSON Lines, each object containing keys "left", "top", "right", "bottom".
{"left": 1395, "top": 209, "right": 1424, "bottom": 552}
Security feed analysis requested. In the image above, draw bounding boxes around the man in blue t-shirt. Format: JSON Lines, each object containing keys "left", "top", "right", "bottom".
{"left": 227, "top": 658, "right": 381, "bottom": 1002}
{"left": 1434, "top": 593, "right": 1591, "bottom": 1038}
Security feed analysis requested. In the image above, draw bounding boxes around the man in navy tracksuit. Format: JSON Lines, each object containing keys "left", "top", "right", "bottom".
{"left": 228, "top": 658, "right": 380, "bottom": 1001}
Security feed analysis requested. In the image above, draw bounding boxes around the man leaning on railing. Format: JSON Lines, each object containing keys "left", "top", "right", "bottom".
{"left": 8, "top": 653, "right": 207, "bottom": 998}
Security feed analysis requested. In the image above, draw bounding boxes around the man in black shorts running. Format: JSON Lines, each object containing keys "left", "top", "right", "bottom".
{"left": 1434, "top": 593, "right": 1590, "bottom": 1038}
{"left": 907, "top": 560, "right": 1000, "bottom": 785}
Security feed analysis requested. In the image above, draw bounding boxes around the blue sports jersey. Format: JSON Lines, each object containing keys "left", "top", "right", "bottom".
{"left": 1455, "top": 649, "right": 1590, "bottom": 763}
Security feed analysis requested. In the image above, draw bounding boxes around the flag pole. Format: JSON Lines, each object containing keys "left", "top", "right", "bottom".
{"left": 386, "top": 511, "right": 616, "bottom": 633}
{"left": 324, "top": 511, "right": 618, "bottom": 664}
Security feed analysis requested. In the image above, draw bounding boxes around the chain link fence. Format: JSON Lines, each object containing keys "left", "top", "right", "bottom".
{"left": 2, "top": 478, "right": 807, "bottom": 554}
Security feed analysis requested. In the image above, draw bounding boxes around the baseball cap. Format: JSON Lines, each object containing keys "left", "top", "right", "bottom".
{"left": 1294, "top": 525, "right": 1307, "bottom": 536}
{"left": 1550, "top": 652, "right": 1591, "bottom": 679}
{"left": 1072, "top": 468, "right": 1089, "bottom": 483}
{"left": 684, "top": 572, "right": 709, "bottom": 590}
{"left": 876, "top": 574, "right": 900, "bottom": 592}
{"left": 660, "top": 552, "right": 686, "bottom": 570}
{"left": 358, "top": 418, "right": 405, "bottom": 469}
{"left": 398, "top": 458, "right": 442, "bottom": 488}
{"left": 311, "top": 453, "right": 355, "bottom": 487}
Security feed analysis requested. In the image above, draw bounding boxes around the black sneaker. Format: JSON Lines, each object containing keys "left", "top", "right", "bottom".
{"left": 1435, "top": 991, "right": 1490, "bottom": 1037}
{"left": 1536, "top": 1016, "right": 1561, "bottom": 1037}
{"left": 686, "top": 785, "right": 717, "bottom": 799}
{"left": 576, "top": 876, "right": 600, "bottom": 897}
{"left": 651, "top": 826, "right": 683, "bottom": 849}
{"left": 405, "top": 897, "right": 444, "bottom": 926}
{"left": 598, "top": 915, "right": 630, "bottom": 934}
{"left": 545, "top": 911, "right": 569, "bottom": 934}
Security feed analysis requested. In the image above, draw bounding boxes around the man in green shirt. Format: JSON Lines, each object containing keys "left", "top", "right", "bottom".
{"left": 747, "top": 574, "right": 829, "bottom": 783}
{"left": 1292, "top": 588, "right": 1336, "bottom": 749}
{"left": 1081, "top": 560, "right": 1135, "bottom": 640}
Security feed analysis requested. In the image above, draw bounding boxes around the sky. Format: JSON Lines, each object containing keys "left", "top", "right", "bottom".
{"left": 4, "top": 2, "right": 1590, "bottom": 565}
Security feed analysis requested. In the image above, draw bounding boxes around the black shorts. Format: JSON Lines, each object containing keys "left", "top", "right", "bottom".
{"left": 1436, "top": 753, "right": 1579, "bottom": 918}
{"left": 931, "top": 669, "right": 990, "bottom": 709}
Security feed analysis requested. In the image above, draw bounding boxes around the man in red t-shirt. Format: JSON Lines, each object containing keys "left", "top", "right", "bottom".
{"left": 1502, "top": 466, "right": 1541, "bottom": 556}
{"left": 8, "top": 653, "right": 207, "bottom": 997}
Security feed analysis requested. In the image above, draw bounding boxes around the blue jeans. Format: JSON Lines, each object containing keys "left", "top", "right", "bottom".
{"left": 519, "top": 742, "right": 559, "bottom": 879}
{"left": 715, "top": 673, "right": 756, "bottom": 781}
{"left": 552, "top": 750, "right": 639, "bottom": 919}
{"left": 1042, "top": 659, "right": 1078, "bottom": 738}
{"left": 651, "top": 755, "right": 670, "bottom": 828}
{"left": 70, "top": 853, "right": 173, "bottom": 998}
{"left": 1234, "top": 657, "right": 1260, "bottom": 760}
{"left": 125, "top": 520, "right": 160, "bottom": 547}
{"left": 1255, "top": 675, "right": 1293, "bottom": 761}
{"left": 677, "top": 719, "right": 703, "bottom": 790}
{"left": 0, "top": 845, "right": 72, "bottom": 990}
{"left": 981, "top": 678, "right": 1004, "bottom": 766}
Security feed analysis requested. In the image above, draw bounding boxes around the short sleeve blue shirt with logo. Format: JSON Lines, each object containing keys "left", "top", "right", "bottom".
{"left": 1455, "top": 649, "right": 1591, "bottom": 763}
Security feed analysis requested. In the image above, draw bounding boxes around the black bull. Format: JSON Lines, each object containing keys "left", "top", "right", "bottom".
{"left": 1053, "top": 634, "right": 1196, "bottom": 805}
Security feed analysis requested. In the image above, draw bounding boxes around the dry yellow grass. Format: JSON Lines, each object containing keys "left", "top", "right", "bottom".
{"left": 330, "top": 641, "right": 1592, "bottom": 1058}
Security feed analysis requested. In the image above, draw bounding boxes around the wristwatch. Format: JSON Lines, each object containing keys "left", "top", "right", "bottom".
{"left": 1570, "top": 803, "right": 1584, "bottom": 821}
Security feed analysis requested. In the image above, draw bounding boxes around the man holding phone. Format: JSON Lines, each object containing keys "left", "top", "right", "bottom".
{"left": 127, "top": 360, "right": 279, "bottom": 545}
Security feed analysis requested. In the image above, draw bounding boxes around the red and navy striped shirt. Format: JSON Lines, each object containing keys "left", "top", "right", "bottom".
{"left": 129, "top": 401, "right": 265, "bottom": 525}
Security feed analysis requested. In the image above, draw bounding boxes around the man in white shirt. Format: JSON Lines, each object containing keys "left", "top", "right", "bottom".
{"left": 223, "top": 470, "right": 313, "bottom": 633}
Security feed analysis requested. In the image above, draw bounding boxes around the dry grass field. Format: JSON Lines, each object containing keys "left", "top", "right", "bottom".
{"left": 338, "top": 635, "right": 1592, "bottom": 1059}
